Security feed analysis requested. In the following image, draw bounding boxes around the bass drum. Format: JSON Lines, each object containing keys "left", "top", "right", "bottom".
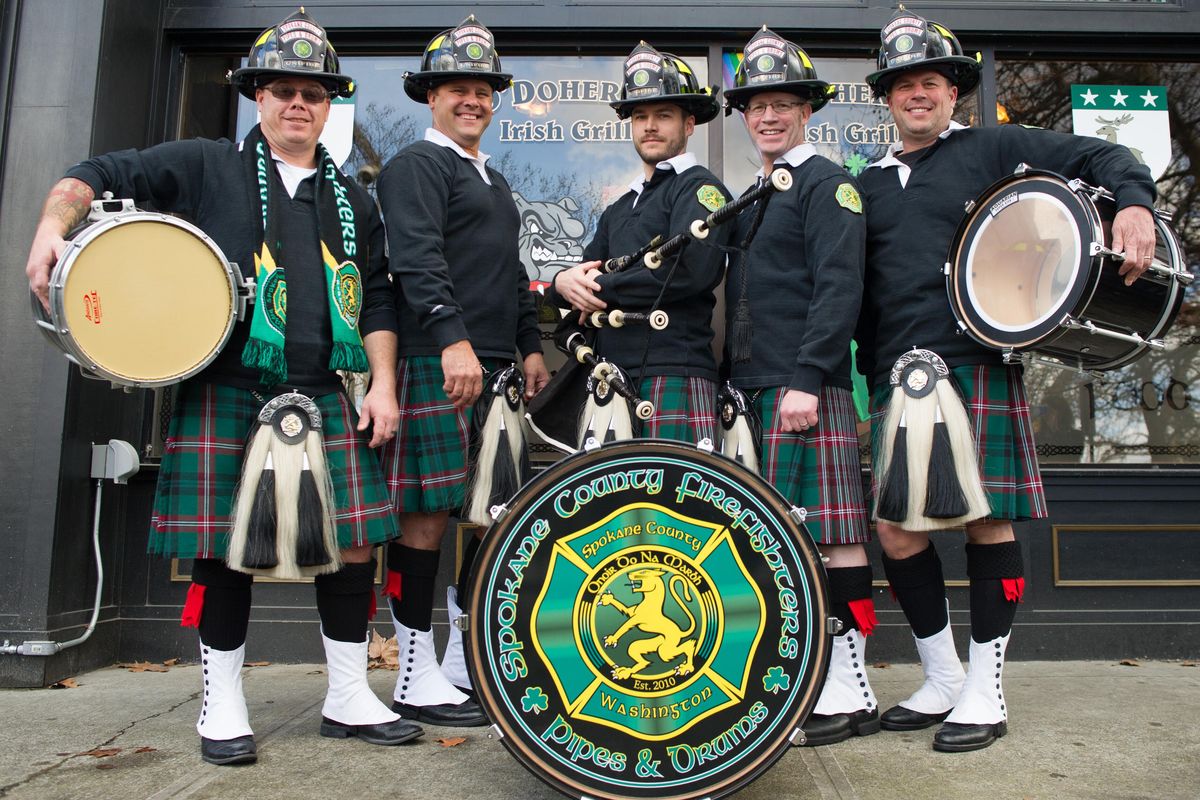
{"left": 467, "top": 439, "right": 831, "bottom": 800}
{"left": 946, "top": 167, "right": 1191, "bottom": 371}
{"left": 32, "top": 203, "right": 246, "bottom": 388}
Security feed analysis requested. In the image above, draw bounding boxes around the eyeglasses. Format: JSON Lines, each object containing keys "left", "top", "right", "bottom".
{"left": 744, "top": 100, "right": 806, "bottom": 118}
{"left": 263, "top": 84, "right": 332, "bottom": 104}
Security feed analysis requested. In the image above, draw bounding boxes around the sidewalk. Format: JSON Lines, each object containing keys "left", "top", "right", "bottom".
{"left": 1, "top": 659, "right": 1196, "bottom": 800}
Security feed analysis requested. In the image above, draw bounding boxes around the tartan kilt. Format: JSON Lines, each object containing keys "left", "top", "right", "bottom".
{"left": 639, "top": 376, "right": 717, "bottom": 444}
{"left": 149, "top": 382, "right": 398, "bottom": 559}
{"left": 869, "top": 363, "right": 1048, "bottom": 522}
{"left": 755, "top": 386, "right": 872, "bottom": 546}
{"left": 381, "top": 356, "right": 507, "bottom": 514}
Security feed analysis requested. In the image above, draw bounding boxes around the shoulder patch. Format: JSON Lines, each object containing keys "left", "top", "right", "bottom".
{"left": 696, "top": 184, "right": 726, "bottom": 213}
{"left": 835, "top": 182, "right": 862, "bottom": 214}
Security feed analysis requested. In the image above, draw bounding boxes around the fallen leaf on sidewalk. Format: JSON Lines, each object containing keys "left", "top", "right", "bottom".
{"left": 79, "top": 748, "right": 121, "bottom": 758}
{"left": 1182, "top": 661, "right": 1196, "bottom": 667}
{"left": 96, "top": 764, "right": 116, "bottom": 770}
{"left": 134, "top": 747, "right": 157, "bottom": 754}
{"left": 436, "top": 737, "right": 467, "bottom": 747}
{"left": 246, "top": 661, "right": 271, "bottom": 667}
{"left": 50, "top": 678, "right": 79, "bottom": 689}
{"left": 306, "top": 669, "right": 324, "bottom": 675}
{"left": 163, "top": 658, "right": 179, "bottom": 667}
{"left": 368, "top": 630, "right": 399, "bottom": 671}
{"left": 1118, "top": 659, "right": 1142, "bottom": 667}
{"left": 872, "top": 662, "right": 891, "bottom": 669}
{"left": 117, "top": 662, "right": 169, "bottom": 673}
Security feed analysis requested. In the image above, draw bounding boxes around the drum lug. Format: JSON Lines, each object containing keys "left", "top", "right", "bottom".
{"left": 788, "top": 728, "right": 807, "bottom": 747}
{"left": 490, "top": 722, "right": 505, "bottom": 740}
{"left": 489, "top": 503, "right": 509, "bottom": 522}
{"left": 696, "top": 437, "right": 714, "bottom": 453}
{"left": 86, "top": 196, "right": 135, "bottom": 221}
{"left": 1012, "top": 162, "right": 1030, "bottom": 176}
{"left": 1176, "top": 268, "right": 1195, "bottom": 286}
{"left": 943, "top": 260, "right": 952, "bottom": 276}
{"left": 235, "top": 270, "right": 256, "bottom": 321}
{"left": 1090, "top": 241, "right": 1123, "bottom": 261}
{"left": 788, "top": 506, "right": 807, "bottom": 524}
{"left": 826, "top": 616, "right": 844, "bottom": 635}
{"left": 452, "top": 613, "right": 469, "bottom": 633}
{"left": 1069, "top": 177, "right": 1107, "bottom": 198}
{"left": 582, "top": 436, "right": 602, "bottom": 452}
{"left": 1001, "top": 349, "right": 1026, "bottom": 366}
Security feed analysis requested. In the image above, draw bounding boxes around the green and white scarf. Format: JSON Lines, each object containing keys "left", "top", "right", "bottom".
{"left": 241, "top": 124, "right": 368, "bottom": 386}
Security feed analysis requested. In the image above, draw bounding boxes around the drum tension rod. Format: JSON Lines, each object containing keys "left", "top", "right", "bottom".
{"left": 1063, "top": 317, "right": 1166, "bottom": 350}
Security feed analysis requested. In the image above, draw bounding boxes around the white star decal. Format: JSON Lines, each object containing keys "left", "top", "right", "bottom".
{"left": 1111, "top": 90, "right": 1128, "bottom": 106}
{"left": 1080, "top": 89, "right": 1098, "bottom": 106}
{"left": 1141, "top": 90, "right": 1159, "bottom": 107}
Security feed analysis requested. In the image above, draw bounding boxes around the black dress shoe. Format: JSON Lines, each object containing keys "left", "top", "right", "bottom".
{"left": 799, "top": 708, "right": 881, "bottom": 747}
{"left": 932, "top": 720, "right": 1007, "bottom": 753}
{"left": 880, "top": 703, "right": 952, "bottom": 731}
{"left": 391, "top": 698, "right": 488, "bottom": 727}
{"left": 200, "top": 735, "right": 257, "bottom": 765}
{"left": 320, "top": 716, "right": 424, "bottom": 745}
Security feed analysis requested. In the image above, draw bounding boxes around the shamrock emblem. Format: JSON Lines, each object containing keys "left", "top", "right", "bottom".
{"left": 844, "top": 153, "right": 870, "bottom": 177}
{"left": 521, "top": 686, "right": 549, "bottom": 714}
{"left": 763, "top": 666, "right": 790, "bottom": 694}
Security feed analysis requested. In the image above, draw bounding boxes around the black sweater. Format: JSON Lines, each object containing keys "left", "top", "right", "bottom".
{"left": 856, "top": 124, "right": 1157, "bottom": 390}
{"left": 726, "top": 154, "right": 865, "bottom": 394}
{"left": 65, "top": 138, "right": 396, "bottom": 394}
{"left": 547, "top": 164, "right": 732, "bottom": 381}
{"left": 376, "top": 140, "right": 541, "bottom": 361}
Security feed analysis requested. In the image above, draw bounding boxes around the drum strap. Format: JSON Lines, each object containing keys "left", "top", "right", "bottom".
{"left": 240, "top": 125, "right": 369, "bottom": 386}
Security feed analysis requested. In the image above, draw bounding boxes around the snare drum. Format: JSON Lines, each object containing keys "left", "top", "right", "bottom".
{"left": 946, "top": 167, "right": 1192, "bottom": 371}
{"left": 467, "top": 439, "right": 830, "bottom": 800}
{"left": 32, "top": 201, "right": 249, "bottom": 388}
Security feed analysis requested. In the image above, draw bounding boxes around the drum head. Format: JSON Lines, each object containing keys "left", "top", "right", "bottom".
{"left": 468, "top": 440, "right": 829, "bottom": 800}
{"left": 949, "top": 174, "right": 1096, "bottom": 350}
{"left": 54, "top": 215, "right": 235, "bottom": 386}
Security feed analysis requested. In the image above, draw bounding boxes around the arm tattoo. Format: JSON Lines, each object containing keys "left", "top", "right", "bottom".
{"left": 43, "top": 178, "right": 94, "bottom": 231}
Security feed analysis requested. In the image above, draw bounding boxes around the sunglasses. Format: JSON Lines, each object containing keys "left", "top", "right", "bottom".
{"left": 263, "top": 84, "right": 332, "bottom": 104}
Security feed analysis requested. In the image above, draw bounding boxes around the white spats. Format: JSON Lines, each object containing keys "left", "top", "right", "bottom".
{"left": 946, "top": 632, "right": 1011, "bottom": 725}
{"left": 899, "top": 622, "right": 966, "bottom": 715}
{"left": 196, "top": 642, "right": 253, "bottom": 741}
{"left": 440, "top": 586, "right": 472, "bottom": 690}
{"left": 813, "top": 628, "right": 877, "bottom": 716}
{"left": 391, "top": 612, "right": 472, "bottom": 707}
{"left": 321, "top": 633, "right": 400, "bottom": 726}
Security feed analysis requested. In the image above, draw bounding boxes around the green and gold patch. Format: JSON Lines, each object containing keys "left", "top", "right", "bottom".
{"left": 835, "top": 182, "right": 862, "bottom": 214}
{"left": 696, "top": 184, "right": 726, "bottom": 213}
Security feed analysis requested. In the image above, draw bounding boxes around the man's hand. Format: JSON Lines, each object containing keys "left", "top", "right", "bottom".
{"left": 779, "top": 389, "right": 819, "bottom": 433}
{"left": 1112, "top": 205, "right": 1157, "bottom": 286}
{"left": 553, "top": 261, "right": 606, "bottom": 313}
{"left": 358, "top": 380, "right": 401, "bottom": 449}
{"left": 26, "top": 178, "right": 96, "bottom": 311}
{"left": 523, "top": 352, "right": 550, "bottom": 400}
{"left": 442, "top": 339, "right": 483, "bottom": 409}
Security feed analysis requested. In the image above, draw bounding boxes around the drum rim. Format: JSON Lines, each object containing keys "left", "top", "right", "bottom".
{"left": 948, "top": 171, "right": 1101, "bottom": 351}
{"left": 466, "top": 438, "right": 831, "bottom": 800}
{"left": 45, "top": 211, "right": 240, "bottom": 388}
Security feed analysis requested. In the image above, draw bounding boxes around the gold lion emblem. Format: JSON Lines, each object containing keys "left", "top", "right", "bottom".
{"left": 599, "top": 568, "right": 699, "bottom": 680}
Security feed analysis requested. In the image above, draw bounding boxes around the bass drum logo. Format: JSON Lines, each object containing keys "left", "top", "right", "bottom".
{"left": 469, "top": 440, "right": 830, "bottom": 800}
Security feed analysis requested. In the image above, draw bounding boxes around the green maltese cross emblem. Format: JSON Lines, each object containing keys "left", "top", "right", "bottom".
{"left": 843, "top": 153, "right": 870, "bottom": 177}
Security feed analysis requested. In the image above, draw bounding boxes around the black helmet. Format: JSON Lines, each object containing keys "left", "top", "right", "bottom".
{"left": 610, "top": 42, "right": 721, "bottom": 125}
{"left": 724, "top": 26, "right": 838, "bottom": 114}
{"left": 403, "top": 16, "right": 513, "bottom": 103}
{"left": 229, "top": 8, "right": 355, "bottom": 100}
{"left": 865, "top": 10, "right": 981, "bottom": 99}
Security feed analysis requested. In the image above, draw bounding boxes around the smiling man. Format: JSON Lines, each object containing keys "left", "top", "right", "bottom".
{"left": 375, "top": 16, "right": 547, "bottom": 729}
{"left": 24, "top": 8, "right": 417, "bottom": 765}
{"left": 721, "top": 27, "right": 877, "bottom": 749}
{"left": 856, "top": 10, "right": 1157, "bottom": 753}
{"left": 548, "top": 42, "right": 731, "bottom": 445}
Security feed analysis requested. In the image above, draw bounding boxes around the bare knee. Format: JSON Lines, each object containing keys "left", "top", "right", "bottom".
{"left": 398, "top": 511, "right": 450, "bottom": 550}
{"left": 820, "top": 542, "right": 869, "bottom": 568}
{"left": 337, "top": 544, "right": 375, "bottom": 564}
{"left": 965, "top": 519, "right": 1014, "bottom": 545}
{"left": 875, "top": 520, "right": 932, "bottom": 560}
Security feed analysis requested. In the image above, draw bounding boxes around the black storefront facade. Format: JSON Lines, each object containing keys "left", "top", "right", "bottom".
{"left": 1, "top": 0, "right": 1197, "bottom": 689}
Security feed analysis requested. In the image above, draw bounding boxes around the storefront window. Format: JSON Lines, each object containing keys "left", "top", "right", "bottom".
{"left": 236, "top": 54, "right": 709, "bottom": 294}
{"left": 995, "top": 58, "right": 1199, "bottom": 463}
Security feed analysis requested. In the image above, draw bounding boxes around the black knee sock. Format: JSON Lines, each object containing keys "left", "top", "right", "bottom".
{"left": 826, "top": 566, "right": 876, "bottom": 637}
{"left": 191, "top": 559, "right": 253, "bottom": 651}
{"left": 456, "top": 534, "right": 482, "bottom": 605}
{"left": 881, "top": 544, "right": 949, "bottom": 639}
{"left": 315, "top": 560, "right": 376, "bottom": 643}
{"left": 386, "top": 543, "right": 440, "bottom": 631}
{"left": 966, "top": 541, "right": 1024, "bottom": 642}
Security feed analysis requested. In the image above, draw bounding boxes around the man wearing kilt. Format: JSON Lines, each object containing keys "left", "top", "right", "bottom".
{"left": 375, "top": 17, "right": 548, "bottom": 726}
{"left": 857, "top": 10, "right": 1157, "bottom": 752}
{"left": 25, "top": 9, "right": 421, "bottom": 764}
{"left": 721, "top": 28, "right": 879, "bottom": 747}
{"left": 549, "top": 43, "right": 732, "bottom": 444}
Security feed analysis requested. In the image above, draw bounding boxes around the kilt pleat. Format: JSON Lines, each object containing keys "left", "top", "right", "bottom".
{"left": 640, "top": 376, "right": 717, "bottom": 444}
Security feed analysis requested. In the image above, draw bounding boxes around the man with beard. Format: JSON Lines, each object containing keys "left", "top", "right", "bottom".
{"left": 721, "top": 27, "right": 878, "bottom": 747}
{"left": 25, "top": 9, "right": 420, "bottom": 764}
{"left": 857, "top": 10, "right": 1156, "bottom": 752}
{"left": 376, "top": 16, "right": 548, "bottom": 727}
{"left": 548, "top": 42, "right": 731, "bottom": 445}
